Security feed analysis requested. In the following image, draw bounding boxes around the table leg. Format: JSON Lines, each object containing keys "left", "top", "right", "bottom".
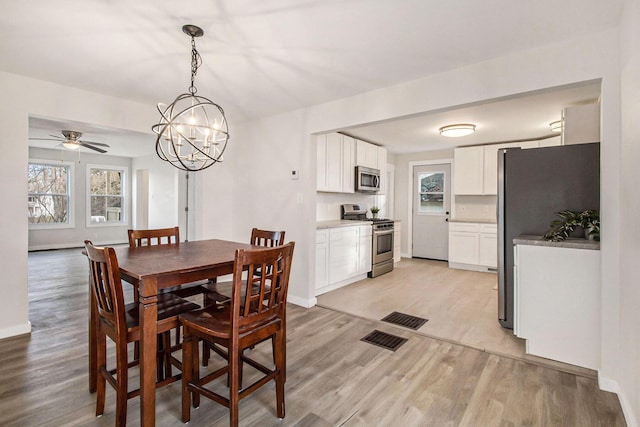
{"left": 139, "top": 292, "right": 158, "bottom": 427}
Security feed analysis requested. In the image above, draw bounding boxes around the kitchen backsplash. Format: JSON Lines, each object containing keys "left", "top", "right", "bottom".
{"left": 316, "top": 192, "right": 387, "bottom": 221}
{"left": 454, "top": 195, "right": 497, "bottom": 222}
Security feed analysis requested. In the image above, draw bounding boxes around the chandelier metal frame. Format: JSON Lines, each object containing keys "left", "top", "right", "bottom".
{"left": 152, "top": 25, "right": 229, "bottom": 171}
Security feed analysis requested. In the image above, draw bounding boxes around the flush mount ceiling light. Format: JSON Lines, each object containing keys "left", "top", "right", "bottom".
{"left": 550, "top": 120, "right": 563, "bottom": 132}
{"left": 152, "top": 25, "right": 229, "bottom": 171}
{"left": 439, "top": 124, "right": 476, "bottom": 137}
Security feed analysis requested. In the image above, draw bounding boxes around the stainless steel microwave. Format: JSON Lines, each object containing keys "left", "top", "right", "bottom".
{"left": 355, "top": 166, "right": 380, "bottom": 192}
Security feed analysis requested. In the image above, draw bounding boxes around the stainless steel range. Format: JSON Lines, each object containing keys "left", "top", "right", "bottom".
{"left": 341, "top": 204, "right": 394, "bottom": 277}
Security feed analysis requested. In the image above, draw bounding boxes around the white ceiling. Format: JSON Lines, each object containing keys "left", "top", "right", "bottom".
{"left": 2, "top": 1, "right": 620, "bottom": 156}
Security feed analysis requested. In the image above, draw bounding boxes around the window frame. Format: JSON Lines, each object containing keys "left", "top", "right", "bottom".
{"left": 86, "top": 164, "right": 128, "bottom": 228}
{"left": 28, "top": 159, "right": 75, "bottom": 230}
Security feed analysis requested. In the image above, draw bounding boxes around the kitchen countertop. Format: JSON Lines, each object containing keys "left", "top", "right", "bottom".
{"left": 513, "top": 234, "right": 600, "bottom": 250}
{"left": 316, "top": 220, "right": 372, "bottom": 229}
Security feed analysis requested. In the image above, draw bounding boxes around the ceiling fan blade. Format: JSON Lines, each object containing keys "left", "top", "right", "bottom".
{"left": 28, "top": 137, "right": 63, "bottom": 141}
{"left": 49, "top": 134, "right": 65, "bottom": 139}
{"left": 78, "top": 141, "right": 107, "bottom": 153}
{"left": 80, "top": 140, "right": 110, "bottom": 147}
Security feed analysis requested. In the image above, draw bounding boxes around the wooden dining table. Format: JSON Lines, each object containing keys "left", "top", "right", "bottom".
{"left": 88, "top": 238, "right": 257, "bottom": 427}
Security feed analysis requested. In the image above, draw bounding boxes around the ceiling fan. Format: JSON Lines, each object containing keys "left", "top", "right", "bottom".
{"left": 29, "top": 130, "right": 110, "bottom": 153}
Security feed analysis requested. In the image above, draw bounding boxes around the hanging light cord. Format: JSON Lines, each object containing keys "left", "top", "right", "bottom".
{"left": 189, "top": 36, "right": 202, "bottom": 95}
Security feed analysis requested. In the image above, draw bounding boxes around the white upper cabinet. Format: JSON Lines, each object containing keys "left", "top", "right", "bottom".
{"left": 453, "top": 146, "right": 484, "bottom": 195}
{"left": 356, "top": 139, "right": 379, "bottom": 169}
{"left": 456, "top": 139, "right": 562, "bottom": 196}
{"left": 377, "top": 145, "right": 387, "bottom": 194}
{"left": 482, "top": 142, "right": 520, "bottom": 195}
{"left": 317, "top": 133, "right": 355, "bottom": 193}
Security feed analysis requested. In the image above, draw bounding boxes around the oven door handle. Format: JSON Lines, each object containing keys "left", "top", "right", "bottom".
{"left": 373, "top": 229, "right": 393, "bottom": 236}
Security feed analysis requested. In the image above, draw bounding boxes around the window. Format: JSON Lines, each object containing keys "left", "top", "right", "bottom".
{"left": 88, "top": 165, "right": 126, "bottom": 225}
{"left": 28, "top": 161, "right": 73, "bottom": 226}
{"left": 417, "top": 171, "right": 445, "bottom": 213}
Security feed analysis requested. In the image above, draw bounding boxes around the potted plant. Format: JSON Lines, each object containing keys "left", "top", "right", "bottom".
{"left": 543, "top": 209, "right": 600, "bottom": 242}
{"left": 370, "top": 206, "right": 380, "bottom": 219}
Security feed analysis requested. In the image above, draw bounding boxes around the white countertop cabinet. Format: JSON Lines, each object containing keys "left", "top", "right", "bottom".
{"left": 514, "top": 242, "right": 600, "bottom": 370}
{"left": 448, "top": 222, "right": 497, "bottom": 272}
{"left": 316, "top": 224, "right": 372, "bottom": 295}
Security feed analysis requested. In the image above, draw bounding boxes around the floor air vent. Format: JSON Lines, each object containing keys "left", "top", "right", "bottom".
{"left": 361, "top": 330, "right": 408, "bottom": 352}
{"left": 381, "top": 311, "right": 428, "bottom": 330}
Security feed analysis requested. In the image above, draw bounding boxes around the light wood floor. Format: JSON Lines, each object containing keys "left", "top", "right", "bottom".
{"left": 0, "top": 249, "right": 625, "bottom": 426}
{"left": 317, "top": 258, "right": 596, "bottom": 377}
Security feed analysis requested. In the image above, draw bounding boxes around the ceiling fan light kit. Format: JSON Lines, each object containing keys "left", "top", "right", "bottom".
{"left": 550, "top": 120, "right": 563, "bottom": 132}
{"left": 29, "top": 129, "right": 110, "bottom": 153}
{"left": 152, "top": 24, "right": 229, "bottom": 172}
{"left": 439, "top": 123, "right": 476, "bottom": 137}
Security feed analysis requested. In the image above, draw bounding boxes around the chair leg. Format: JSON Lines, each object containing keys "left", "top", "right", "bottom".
{"left": 229, "top": 342, "right": 240, "bottom": 427}
{"left": 181, "top": 329, "right": 194, "bottom": 423}
{"left": 162, "top": 332, "right": 172, "bottom": 380}
{"left": 115, "top": 338, "right": 129, "bottom": 426}
{"left": 274, "top": 331, "right": 285, "bottom": 419}
{"left": 95, "top": 332, "right": 106, "bottom": 417}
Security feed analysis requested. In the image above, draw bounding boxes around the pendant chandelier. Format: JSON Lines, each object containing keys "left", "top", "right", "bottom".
{"left": 152, "top": 25, "right": 229, "bottom": 171}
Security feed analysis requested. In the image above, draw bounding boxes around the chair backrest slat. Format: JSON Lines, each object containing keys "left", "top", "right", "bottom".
{"left": 250, "top": 228, "right": 285, "bottom": 248}
{"left": 233, "top": 242, "right": 294, "bottom": 329}
{"left": 128, "top": 226, "right": 180, "bottom": 248}
{"left": 85, "top": 240, "right": 126, "bottom": 334}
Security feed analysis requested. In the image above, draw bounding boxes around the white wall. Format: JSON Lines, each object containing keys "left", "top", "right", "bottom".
{"left": 617, "top": 0, "right": 640, "bottom": 424}
{"left": 0, "top": 70, "right": 159, "bottom": 340}
{"left": 28, "top": 147, "right": 132, "bottom": 250}
{"left": 131, "top": 154, "right": 180, "bottom": 230}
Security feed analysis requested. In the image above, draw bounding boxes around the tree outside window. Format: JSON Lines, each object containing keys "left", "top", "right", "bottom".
{"left": 89, "top": 167, "right": 125, "bottom": 224}
{"left": 28, "top": 162, "right": 70, "bottom": 224}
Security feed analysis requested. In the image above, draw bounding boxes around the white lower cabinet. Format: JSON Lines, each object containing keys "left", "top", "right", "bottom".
{"left": 316, "top": 224, "right": 372, "bottom": 295}
{"left": 315, "top": 230, "right": 329, "bottom": 289}
{"left": 448, "top": 222, "right": 497, "bottom": 271}
{"left": 358, "top": 225, "right": 372, "bottom": 275}
{"left": 393, "top": 221, "right": 401, "bottom": 264}
{"left": 514, "top": 243, "right": 600, "bottom": 369}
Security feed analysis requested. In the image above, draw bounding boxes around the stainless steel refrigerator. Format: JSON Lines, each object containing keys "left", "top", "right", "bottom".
{"left": 497, "top": 143, "right": 600, "bottom": 329}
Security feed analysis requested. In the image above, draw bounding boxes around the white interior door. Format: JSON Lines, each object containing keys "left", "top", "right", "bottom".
{"left": 412, "top": 163, "right": 451, "bottom": 260}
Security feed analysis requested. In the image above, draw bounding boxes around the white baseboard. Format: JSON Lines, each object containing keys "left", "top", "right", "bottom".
{"left": 448, "top": 262, "right": 497, "bottom": 273}
{"left": 0, "top": 321, "right": 31, "bottom": 340}
{"left": 598, "top": 373, "right": 638, "bottom": 427}
{"left": 287, "top": 294, "right": 317, "bottom": 308}
{"left": 28, "top": 240, "right": 127, "bottom": 251}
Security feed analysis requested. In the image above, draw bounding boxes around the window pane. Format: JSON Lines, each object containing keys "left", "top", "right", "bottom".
{"left": 28, "top": 164, "right": 68, "bottom": 194}
{"left": 89, "top": 167, "right": 124, "bottom": 224}
{"left": 28, "top": 163, "right": 70, "bottom": 225}
{"left": 28, "top": 195, "right": 68, "bottom": 223}
{"left": 420, "top": 172, "right": 443, "bottom": 192}
{"left": 420, "top": 194, "right": 444, "bottom": 213}
{"left": 108, "top": 170, "right": 122, "bottom": 195}
{"left": 418, "top": 172, "right": 445, "bottom": 214}
{"left": 90, "top": 169, "right": 107, "bottom": 194}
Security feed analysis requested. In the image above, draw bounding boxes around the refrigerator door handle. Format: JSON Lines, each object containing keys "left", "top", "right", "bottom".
{"left": 497, "top": 148, "right": 506, "bottom": 321}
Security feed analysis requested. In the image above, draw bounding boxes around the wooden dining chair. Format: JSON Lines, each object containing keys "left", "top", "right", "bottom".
{"left": 201, "top": 227, "right": 286, "bottom": 366}
{"left": 180, "top": 241, "right": 295, "bottom": 427}
{"left": 128, "top": 227, "right": 210, "bottom": 300}
{"left": 84, "top": 240, "right": 200, "bottom": 426}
